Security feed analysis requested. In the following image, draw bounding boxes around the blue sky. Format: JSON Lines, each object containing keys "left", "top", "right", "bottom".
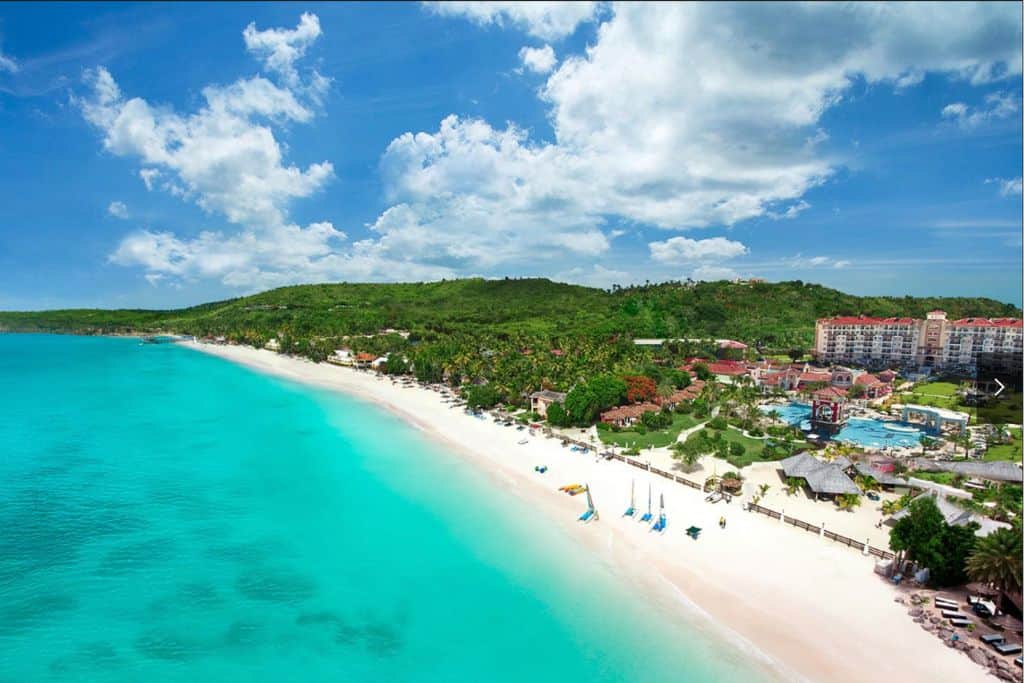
{"left": 0, "top": 2, "right": 1021, "bottom": 310}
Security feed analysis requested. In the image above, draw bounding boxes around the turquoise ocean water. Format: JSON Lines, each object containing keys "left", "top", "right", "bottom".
{"left": 0, "top": 335, "right": 771, "bottom": 682}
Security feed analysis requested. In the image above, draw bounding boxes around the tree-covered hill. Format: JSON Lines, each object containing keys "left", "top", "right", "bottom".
{"left": 0, "top": 278, "right": 1019, "bottom": 348}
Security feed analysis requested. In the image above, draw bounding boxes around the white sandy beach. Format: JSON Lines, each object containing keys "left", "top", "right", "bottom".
{"left": 184, "top": 341, "right": 989, "bottom": 683}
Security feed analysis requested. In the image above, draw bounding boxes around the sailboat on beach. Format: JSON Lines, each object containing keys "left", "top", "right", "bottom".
{"left": 623, "top": 479, "right": 635, "bottom": 517}
{"left": 639, "top": 483, "right": 653, "bottom": 523}
{"left": 651, "top": 493, "right": 667, "bottom": 533}
{"left": 579, "top": 484, "right": 598, "bottom": 522}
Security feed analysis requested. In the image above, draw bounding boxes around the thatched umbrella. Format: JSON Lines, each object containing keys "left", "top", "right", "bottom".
{"left": 990, "top": 614, "right": 1024, "bottom": 633}
{"left": 966, "top": 582, "right": 1000, "bottom": 597}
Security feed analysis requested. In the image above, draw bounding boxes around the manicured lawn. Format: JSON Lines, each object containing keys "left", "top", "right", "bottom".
{"left": 985, "top": 427, "right": 1023, "bottom": 462}
{"left": 675, "top": 424, "right": 799, "bottom": 468}
{"left": 598, "top": 412, "right": 702, "bottom": 449}
{"left": 905, "top": 382, "right": 963, "bottom": 411}
{"left": 912, "top": 381, "right": 960, "bottom": 397}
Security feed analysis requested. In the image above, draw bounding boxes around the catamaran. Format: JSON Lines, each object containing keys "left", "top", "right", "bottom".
{"left": 651, "top": 493, "right": 667, "bottom": 533}
{"left": 623, "top": 479, "right": 635, "bottom": 517}
{"left": 579, "top": 484, "right": 597, "bottom": 522}
{"left": 639, "top": 483, "right": 653, "bottom": 523}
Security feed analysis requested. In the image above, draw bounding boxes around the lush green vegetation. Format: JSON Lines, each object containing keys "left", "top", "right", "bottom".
{"left": 966, "top": 527, "right": 1022, "bottom": 601}
{"left": 890, "top": 496, "right": 978, "bottom": 588}
{"left": 2, "top": 278, "right": 1016, "bottom": 348}
{"left": 985, "top": 427, "right": 1022, "bottom": 462}
{"left": 598, "top": 412, "right": 701, "bottom": 449}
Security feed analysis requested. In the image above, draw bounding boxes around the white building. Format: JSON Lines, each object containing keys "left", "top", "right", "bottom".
{"left": 814, "top": 311, "right": 1021, "bottom": 369}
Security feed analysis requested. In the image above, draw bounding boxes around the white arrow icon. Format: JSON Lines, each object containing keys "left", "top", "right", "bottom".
{"left": 993, "top": 378, "right": 1005, "bottom": 397}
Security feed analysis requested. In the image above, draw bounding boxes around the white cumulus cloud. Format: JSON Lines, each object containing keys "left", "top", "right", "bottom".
{"left": 81, "top": 14, "right": 452, "bottom": 290}
{"left": 424, "top": 2, "right": 602, "bottom": 40}
{"left": 518, "top": 44, "right": 557, "bottom": 74}
{"left": 0, "top": 48, "right": 17, "bottom": 73}
{"left": 385, "top": 1, "right": 1022, "bottom": 271}
{"left": 941, "top": 90, "right": 1019, "bottom": 129}
{"left": 649, "top": 236, "right": 748, "bottom": 264}
{"left": 107, "top": 201, "right": 129, "bottom": 219}
{"left": 987, "top": 176, "right": 1023, "bottom": 197}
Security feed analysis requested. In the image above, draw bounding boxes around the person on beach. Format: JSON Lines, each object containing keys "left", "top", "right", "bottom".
{"left": 719, "top": 516, "right": 726, "bottom": 529}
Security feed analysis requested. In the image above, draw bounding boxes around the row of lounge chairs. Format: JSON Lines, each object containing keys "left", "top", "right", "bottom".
{"left": 934, "top": 596, "right": 1023, "bottom": 657}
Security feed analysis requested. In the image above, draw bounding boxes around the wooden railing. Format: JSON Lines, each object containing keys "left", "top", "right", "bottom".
{"left": 745, "top": 502, "right": 894, "bottom": 559}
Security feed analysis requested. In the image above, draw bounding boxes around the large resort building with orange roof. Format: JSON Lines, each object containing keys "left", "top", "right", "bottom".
{"left": 814, "top": 310, "right": 1022, "bottom": 369}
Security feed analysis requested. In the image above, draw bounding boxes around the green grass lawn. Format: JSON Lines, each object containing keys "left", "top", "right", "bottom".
{"left": 674, "top": 424, "right": 799, "bottom": 468}
{"left": 985, "top": 427, "right": 1023, "bottom": 462}
{"left": 912, "top": 381, "right": 960, "bottom": 397}
{"left": 911, "top": 471, "right": 958, "bottom": 486}
{"left": 905, "top": 381, "right": 963, "bottom": 411}
{"left": 598, "top": 412, "right": 702, "bottom": 449}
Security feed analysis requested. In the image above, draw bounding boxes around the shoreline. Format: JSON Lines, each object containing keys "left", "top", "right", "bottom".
{"left": 183, "top": 341, "right": 988, "bottom": 683}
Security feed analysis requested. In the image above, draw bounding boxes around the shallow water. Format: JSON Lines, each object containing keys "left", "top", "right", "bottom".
{"left": 0, "top": 335, "right": 771, "bottom": 682}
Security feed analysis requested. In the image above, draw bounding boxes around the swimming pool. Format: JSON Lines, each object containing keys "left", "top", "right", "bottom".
{"left": 759, "top": 402, "right": 810, "bottom": 425}
{"left": 760, "top": 402, "right": 925, "bottom": 449}
{"left": 835, "top": 417, "right": 924, "bottom": 448}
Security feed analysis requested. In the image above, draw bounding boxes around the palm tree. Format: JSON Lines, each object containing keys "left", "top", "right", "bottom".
{"left": 758, "top": 483, "right": 770, "bottom": 497}
{"left": 836, "top": 494, "right": 861, "bottom": 511}
{"left": 785, "top": 477, "right": 802, "bottom": 496}
{"left": 966, "top": 528, "right": 1023, "bottom": 608}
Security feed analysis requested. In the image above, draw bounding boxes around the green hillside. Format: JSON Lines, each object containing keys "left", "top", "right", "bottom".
{"left": 0, "top": 278, "right": 1018, "bottom": 348}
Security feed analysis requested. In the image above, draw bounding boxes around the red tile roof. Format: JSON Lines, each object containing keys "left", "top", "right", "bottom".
{"left": 813, "top": 386, "right": 848, "bottom": 400}
{"left": 854, "top": 373, "right": 882, "bottom": 386}
{"left": 951, "top": 318, "right": 1023, "bottom": 328}
{"left": 600, "top": 402, "right": 661, "bottom": 423}
{"left": 820, "top": 316, "right": 916, "bottom": 325}
{"left": 355, "top": 352, "right": 376, "bottom": 362}
{"left": 707, "top": 360, "right": 749, "bottom": 376}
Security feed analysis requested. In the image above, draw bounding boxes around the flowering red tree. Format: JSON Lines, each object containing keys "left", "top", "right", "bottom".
{"left": 624, "top": 375, "right": 657, "bottom": 403}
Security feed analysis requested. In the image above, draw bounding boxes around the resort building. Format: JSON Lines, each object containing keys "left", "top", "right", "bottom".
{"left": 329, "top": 348, "right": 354, "bottom": 366}
{"left": 657, "top": 379, "right": 706, "bottom": 409}
{"left": 814, "top": 311, "right": 1023, "bottom": 369}
{"left": 265, "top": 338, "right": 281, "bottom": 352}
{"left": 600, "top": 402, "right": 661, "bottom": 427}
{"left": 529, "top": 390, "right": 566, "bottom": 418}
{"left": 900, "top": 404, "right": 969, "bottom": 435}
{"left": 778, "top": 452, "right": 861, "bottom": 499}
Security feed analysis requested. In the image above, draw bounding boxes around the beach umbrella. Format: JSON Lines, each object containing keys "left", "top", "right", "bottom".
{"left": 990, "top": 615, "right": 1024, "bottom": 633}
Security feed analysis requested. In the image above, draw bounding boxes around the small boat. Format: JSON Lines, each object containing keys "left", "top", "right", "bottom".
{"left": 567, "top": 485, "right": 587, "bottom": 496}
{"left": 640, "top": 484, "right": 653, "bottom": 522}
{"left": 651, "top": 494, "right": 667, "bottom": 533}
{"left": 623, "top": 480, "right": 636, "bottom": 517}
{"left": 579, "top": 485, "right": 597, "bottom": 522}
{"left": 559, "top": 483, "right": 582, "bottom": 492}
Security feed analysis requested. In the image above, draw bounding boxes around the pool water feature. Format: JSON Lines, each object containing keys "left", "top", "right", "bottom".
{"left": 760, "top": 402, "right": 926, "bottom": 449}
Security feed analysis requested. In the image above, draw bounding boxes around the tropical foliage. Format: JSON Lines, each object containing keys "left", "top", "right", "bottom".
{"left": 966, "top": 527, "right": 1023, "bottom": 600}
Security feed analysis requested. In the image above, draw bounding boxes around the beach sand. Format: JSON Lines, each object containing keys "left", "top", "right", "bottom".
{"left": 184, "top": 342, "right": 988, "bottom": 683}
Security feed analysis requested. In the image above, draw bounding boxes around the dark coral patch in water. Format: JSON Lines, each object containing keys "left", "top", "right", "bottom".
{"left": 50, "top": 641, "right": 120, "bottom": 674}
{"left": 362, "top": 621, "right": 403, "bottom": 657}
{"left": 223, "top": 620, "right": 263, "bottom": 648}
{"left": 134, "top": 631, "right": 205, "bottom": 661}
{"left": 96, "top": 537, "right": 177, "bottom": 575}
{"left": 178, "top": 581, "right": 223, "bottom": 608}
{"left": 296, "top": 610, "right": 344, "bottom": 626}
{"left": 236, "top": 567, "right": 316, "bottom": 604}
{"left": 0, "top": 592, "right": 77, "bottom": 636}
